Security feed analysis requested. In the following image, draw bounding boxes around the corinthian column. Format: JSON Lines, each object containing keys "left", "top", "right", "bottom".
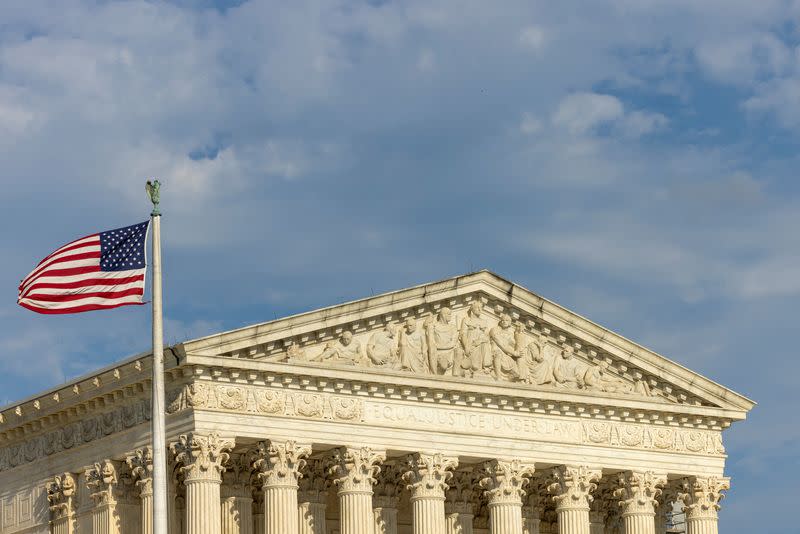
{"left": 373, "top": 463, "right": 403, "bottom": 534}
{"left": 523, "top": 477, "right": 547, "bottom": 534}
{"left": 479, "top": 459, "right": 533, "bottom": 534}
{"left": 403, "top": 453, "right": 459, "bottom": 534}
{"left": 327, "top": 447, "right": 386, "bottom": 534}
{"left": 299, "top": 459, "right": 330, "bottom": 534}
{"left": 222, "top": 454, "right": 254, "bottom": 534}
{"left": 47, "top": 472, "right": 77, "bottom": 534}
{"left": 446, "top": 470, "right": 477, "bottom": 534}
{"left": 547, "top": 466, "right": 601, "bottom": 534}
{"left": 678, "top": 476, "right": 729, "bottom": 534}
{"left": 654, "top": 482, "right": 679, "bottom": 534}
{"left": 251, "top": 440, "right": 311, "bottom": 534}
{"left": 613, "top": 471, "right": 666, "bottom": 534}
{"left": 86, "top": 460, "right": 125, "bottom": 534}
{"left": 127, "top": 448, "right": 154, "bottom": 534}
{"left": 170, "top": 432, "right": 235, "bottom": 534}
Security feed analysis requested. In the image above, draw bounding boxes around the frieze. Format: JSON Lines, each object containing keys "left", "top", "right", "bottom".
{"left": 364, "top": 401, "right": 724, "bottom": 456}
{"left": 167, "top": 382, "right": 364, "bottom": 423}
{"left": 0, "top": 399, "right": 150, "bottom": 473}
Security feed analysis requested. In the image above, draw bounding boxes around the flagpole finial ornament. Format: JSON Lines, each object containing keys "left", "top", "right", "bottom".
{"left": 146, "top": 179, "right": 161, "bottom": 216}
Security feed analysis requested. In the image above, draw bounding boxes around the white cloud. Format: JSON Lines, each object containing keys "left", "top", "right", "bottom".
{"left": 619, "top": 110, "right": 669, "bottom": 137}
{"left": 519, "top": 112, "right": 542, "bottom": 134}
{"left": 552, "top": 92, "right": 624, "bottom": 134}
{"left": 518, "top": 25, "right": 546, "bottom": 52}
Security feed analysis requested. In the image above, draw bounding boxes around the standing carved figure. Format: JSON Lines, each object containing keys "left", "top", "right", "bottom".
{"left": 398, "top": 318, "right": 428, "bottom": 374}
{"left": 367, "top": 325, "right": 399, "bottom": 368}
{"left": 457, "top": 301, "right": 491, "bottom": 377}
{"left": 425, "top": 307, "right": 458, "bottom": 375}
{"left": 489, "top": 313, "right": 523, "bottom": 381}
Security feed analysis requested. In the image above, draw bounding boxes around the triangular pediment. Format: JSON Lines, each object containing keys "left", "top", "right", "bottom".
{"left": 179, "top": 271, "right": 754, "bottom": 418}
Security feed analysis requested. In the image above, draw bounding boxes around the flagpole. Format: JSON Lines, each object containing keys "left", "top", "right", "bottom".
{"left": 147, "top": 180, "right": 168, "bottom": 534}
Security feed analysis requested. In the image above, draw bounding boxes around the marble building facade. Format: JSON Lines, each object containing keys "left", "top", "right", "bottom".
{"left": 0, "top": 271, "right": 754, "bottom": 534}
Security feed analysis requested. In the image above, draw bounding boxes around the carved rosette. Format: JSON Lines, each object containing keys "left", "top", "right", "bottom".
{"left": 373, "top": 462, "right": 403, "bottom": 508}
{"left": 170, "top": 432, "right": 235, "bottom": 483}
{"left": 614, "top": 471, "right": 666, "bottom": 517}
{"left": 251, "top": 440, "right": 311, "bottom": 489}
{"left": 327, "top": 447, "right": 386, "bottom": 494}
{"left": 126, "top": 447, "right": 154, "bottom": 497}
{"left": 403, "top": 453, "right": 459, "bottom": 501}
{"left": 678, "top": 476, "right": 730, "bottom": 521}
{"left": 548, "top": 466, "right": 602, "bottom": 511}
{"left": 47, "top": 472, "right": 76, "bottom": 519}
{"left": 86, "top": 460, "right": 119, "bottom": 506}
{"left": 480, "top": 459, "right": 534, "bottom": 506}
{"left": 446, "top": 470, "right": 478, "bottom": 515}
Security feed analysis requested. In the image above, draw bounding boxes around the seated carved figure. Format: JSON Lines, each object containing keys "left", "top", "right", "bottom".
{"left": 425, "top": 307, "right": 458, "bottom": 375}
{"left": 457, "top": 301, "right": 491, "bottom": 377}
{"left": 583, "top": 360, "right": 634, "bottom": 393}
{"left": 367, "top": 325, "right": 399, "bottom": 368}
{"left": 489, "top": 313, "right": 523, "bottom": 381}
{"left": 553, "top": 345, "right": 588, "bottom": 389}
{"left": 399, "top": 318, "right": 428, "bottom": 374}
{"left": 525, "top": 339, "right": 557, "bottom": 385}
{"left": 316, "top": 331, "right": 363, "bottom": 365}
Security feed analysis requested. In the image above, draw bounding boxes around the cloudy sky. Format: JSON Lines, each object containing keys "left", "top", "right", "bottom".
{"left": 1, "top": 1, "right": 798, "bottom": 531}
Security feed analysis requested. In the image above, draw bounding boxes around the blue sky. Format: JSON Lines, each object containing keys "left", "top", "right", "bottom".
{"left": 1, "top": 1, "right": 798, "bottom": 531}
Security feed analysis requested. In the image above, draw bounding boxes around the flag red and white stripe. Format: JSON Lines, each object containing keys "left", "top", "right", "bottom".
{"left": 17, "top": 222, "right": 149, "bottom": 314}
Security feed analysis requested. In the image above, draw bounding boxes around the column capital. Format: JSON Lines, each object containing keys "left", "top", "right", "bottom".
{"left": 403, "top": 452, "right": 459, "bottom": 501}
{"left": 299, "top": 458, "right": 330, "bottom": 504}
{"left": 614, "top": 471, "right": 667, "bottom": 517}
{"left": 47, "top": 472, "right": 76, "bottom": 519}
{"left": 170, "top": 432, "right": 235, "bottom": 483}
{"left": 373, "top": 462, "right": 403, "bottom": 508}
{"left": 479, "top": 459, "right": 534, "bottom": 506}
{"left": 86, "top": 459, "right": 135, "bottom": 505}
{"left": 327, "top": 446, "right": 386, "bottom": 494}
{"left": 446, "top": 469, "right": 478, "bottom": 514}
{"left": 221, "top": 452, "right": 252, "bottom": 498}
{"left": 250, "top": 440, "right": 311, "bottom": 489}
{"left": 126, "top": 447, "right": 154, "bottom": 497}
{"left": 678, "top": 476, "right": 730, "bottom": 521}
{"left": 547, "top": 465, "right": 602, "bottom": 511}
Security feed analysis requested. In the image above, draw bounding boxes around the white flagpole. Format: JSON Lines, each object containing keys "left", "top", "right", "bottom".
{"left": 147, "top": 180, "right": 168, "bottom": 534}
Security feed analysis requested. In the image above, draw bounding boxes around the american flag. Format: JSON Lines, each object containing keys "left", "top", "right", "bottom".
{"left": 17, "top": 221, "right": 150, "bottom": 314}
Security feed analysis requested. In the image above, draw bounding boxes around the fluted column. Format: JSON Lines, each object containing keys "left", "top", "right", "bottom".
{"left": 86, "top": 460, "right": 124, "bottom": 534}
{"left": 171, "top": 432, "right": 235, "bottom": 534}
{"left": 127, "top": 448, "right": 154, "bottom": 534}
{"left": 479, "top": 459, "right": 533, "bottom": 534}
{"left": 613, "top": 471, "right": 666, "bottom": 534}
{"left": 403, "top": 453, "right": 459, "bottom": 534}
{"left": 522, "top": 477, "right": 547, "bottom": 534}
{"left": 373, "top": 463, "right": 403, "bottom": 534}
{"left": 328, "top": 447, "right": 386, "bottom": 534}
{"left": 678, "top": 476, "right": 729, "bottom": 534}
{"left": 252, "top": 485, "right": 265, "bottom": 534}
{"left": 251, "top": 440, "right": 311, "bottom": 534}
{"left": 547, "top": 466, "right": 601, "bottom": 534}
{"left": 299, "top": 459, "right": 330, "bottom": 534}
{"left": 48, "top": 473, "right": 77, "bottom": 534}
{"left": 654, "top": 482, "right": 679, "bottom": 534}
{"left": 222, "top": 454, "right": 254, "bottom": 534}
{"left": 446, "top": 470, "right": 477, "bottom": 534}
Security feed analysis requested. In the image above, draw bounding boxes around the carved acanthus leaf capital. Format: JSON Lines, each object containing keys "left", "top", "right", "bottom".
{"left": 373, "top": 462, "right": 403, "bottom": 507}
{"left": 250, "top": 440, "right": 311, "bottom": 489}
{"left": 126, "top": 447, "right": 154, "bottom": 497}
{"left": 479, "top": 459, "right": 534, "bottom": 505}
{"left": 403, "top": 453, "right": 459, "bottom": 500}
{"left": 327, "top": 447, "right": 386, "bottom": 494}
{"left": 446, "top": 469, "right": 479, "bottom": 514}
{"left": 170, "top": 432, "right": 234, "bottom": 482}
{"left": 547, "top": 466, "right": 602, "bottom": 511}
{"left": 679, "top": 476, "right": 730, "bottom": 520}
{"left": 299, "top": 459, "right": 330, "bottom": 504}
{"left": 47, "top": 472, "right": 76, "bottom": 519}
{"left": 613, "top": 471, "right": 666, "bottom": 516}
{"left": 221, "top": 453, "right": 253, "bottom": 498}
{"left": 86, "top": 460, "right": 120, "bottom": 506}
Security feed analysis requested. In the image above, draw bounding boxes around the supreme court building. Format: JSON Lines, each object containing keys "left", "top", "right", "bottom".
{"left": 0, "top": 271, "right": 754, "bottom": 534}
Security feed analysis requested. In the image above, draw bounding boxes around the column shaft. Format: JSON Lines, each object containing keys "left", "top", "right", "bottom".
{"left": 185, "top": 479, "right": 222, "bottom": 534}
{"left": 141, "top": 493, "right": 154, "bottom": 534}
{"left": 222, "top": 496, "right": 254, "bottom": 534}
{"left": 264, "top": 486, "right": 299, "bottom": 534}
{"left": 339, "top": 491, "right": 373, "bottom": 534}
{"left": 523, "top": 516, "right": 540, "bottom": 534}
{"left": 412, "top": 497, "right": 446, "bottom": 534}
{"left": 446, "top": 512, "right": 474, "bottom": 534}
{"left": 623, "top": 514, "right": 655, "bottom": 534}
{"left": 299, "top": 501, "right": 327, "bottom": 534}
{"left": 558, "top": 509, "right": 591, "bottom": 534}
{"left": 686, "top": 518, "right": 718, "bottom": 534}
{"left": 490, "top": 502, "right": 523, "bottom": 533}
{"left": 374, "top": 506, "right": 398, "bottom": 534}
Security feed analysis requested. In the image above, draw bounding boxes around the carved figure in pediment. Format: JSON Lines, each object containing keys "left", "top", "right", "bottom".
{"left": 316, "top": 331, "right": 364, "bottom": 365}
{"left": 367, "top": 324, "right": 399, "bottom": 368}
{"left": 584, "top": 360, "right": 635, "bottom": 394}
{"left": 457, "top": 301, "right": 491, "bottom": 377}
{"left": 553, "top": 345, "right": 588, "bottom": 389}
{"left": 285, "top": 343, "right": 306, "bottom": 361}
{"left": 524, "top": 339, "right": 557, "bottom": 385}
{"left": 425, "top": 307, "right": 458, "bottom": 375}
{"left": 399, "top": 318, "right": 428, "bottom": 374}
{"left": 489, "top": 313, "right": 525, "bottom": 381}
